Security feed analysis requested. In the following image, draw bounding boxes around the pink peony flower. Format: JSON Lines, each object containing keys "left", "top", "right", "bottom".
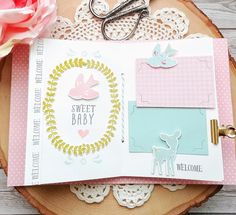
{"left": 0, "top": 0, "right": 57, "bottom": 58}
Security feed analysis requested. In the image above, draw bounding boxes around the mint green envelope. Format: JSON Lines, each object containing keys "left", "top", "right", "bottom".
{"left": 129, "top": 101, "right": 208, "bottom": 155}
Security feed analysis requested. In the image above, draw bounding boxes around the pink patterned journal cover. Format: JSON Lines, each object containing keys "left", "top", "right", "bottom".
{"left": 7, "top": 39, "right": 236, "bottom": 186}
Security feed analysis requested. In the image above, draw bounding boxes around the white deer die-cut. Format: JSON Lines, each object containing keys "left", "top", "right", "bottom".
{"left": 152, "top": 130, "right": 182, "bottom": 176}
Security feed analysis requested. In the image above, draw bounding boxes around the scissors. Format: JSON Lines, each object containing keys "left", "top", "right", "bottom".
{"left": 89, "top": 0, "right": 149, "bottom": 40}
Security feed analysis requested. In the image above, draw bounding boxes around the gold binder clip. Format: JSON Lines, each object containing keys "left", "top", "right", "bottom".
{"left": 210, "top": 119, "right": 236, "bottom": 145}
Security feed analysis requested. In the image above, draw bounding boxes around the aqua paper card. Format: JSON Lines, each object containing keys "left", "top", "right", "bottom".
{"left": 129, "top": 101, "right": 208, "bottom": 155}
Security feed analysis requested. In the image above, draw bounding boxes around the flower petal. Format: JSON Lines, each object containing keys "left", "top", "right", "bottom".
{"left": 0, "top": 6, "right": 34, "bottom": 23}
{"left": 0, "top": 24, "right": 6, "bottom": 41}
{"left": 13, "top": 3, "right": 55, "bottom": 28}
{"left": 2, "top": 5, "right": 56, "bottom": 44}
{"left": 0, "top": 0, "right": 57, "bottom": 58}
{"left": 0, "top": 40, "right": 15, "bottom": 58}
{"left": 0, "top": 0, "right": 15, "bottom": 9}
{"left": 14, "top": 0, "right": 28, "bottom": 8}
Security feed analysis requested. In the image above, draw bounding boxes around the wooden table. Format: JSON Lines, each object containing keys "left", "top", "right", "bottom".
{"left": 0, "top": 0, "right": 236, "bottom": 214}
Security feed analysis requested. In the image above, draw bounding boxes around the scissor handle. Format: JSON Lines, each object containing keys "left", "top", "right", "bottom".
{"left": 89, "top": 0, "right": 149, "bottom": 40}
{"left": 89, "top": 0, "right": 142, "bottom": 19}
{"left": 101, "top": 7, "right": 149, "bottom": 40}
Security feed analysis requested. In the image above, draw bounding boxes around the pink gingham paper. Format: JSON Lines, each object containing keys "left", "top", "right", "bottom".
{"left": 7, "top": 39, "right": 236, "bottom": 186}
{"left": 136, "top": 56, "right": 215, "bottom": 108}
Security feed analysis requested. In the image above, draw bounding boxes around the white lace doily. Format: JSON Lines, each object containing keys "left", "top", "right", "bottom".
{"left": 70, "top": 184, "right": 188, "bottom": 207}
{"left": 70, "top": 184, "right": 154, "bottom": 208}
{"left": 51, "top": 0, "right": 189, "bottom": 40}
{"left": 112, "top": 184, "right": 154, "bottom": 208}
{"left": 50, "top": 0, "right": 211, "bottom": 209}
{"left": 70, "top": 184, "right": 110, "bottom": 203}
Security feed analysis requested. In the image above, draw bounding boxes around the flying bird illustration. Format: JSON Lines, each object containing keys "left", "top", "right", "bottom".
{"left": 147, "top": 44, "right": 177, "bottom": 68}
{"left": 68, "top": 74, "right": 99, "bottom": 100}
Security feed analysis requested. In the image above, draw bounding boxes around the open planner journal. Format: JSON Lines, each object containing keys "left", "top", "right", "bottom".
{"left": 7, "top": 38, "right": 236, "bottom": 186}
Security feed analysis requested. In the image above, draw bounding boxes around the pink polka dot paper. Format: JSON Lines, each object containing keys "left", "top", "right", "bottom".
{"left": 7, "top": 45, "right": 29, "bottom": 186}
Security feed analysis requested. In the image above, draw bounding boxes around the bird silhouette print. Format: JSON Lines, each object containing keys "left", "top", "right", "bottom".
{"left": 68, "top": 74, "right": 99, "bottom": 100}
{"left": 147, "top": 43, "right": 178, "bottom": 68}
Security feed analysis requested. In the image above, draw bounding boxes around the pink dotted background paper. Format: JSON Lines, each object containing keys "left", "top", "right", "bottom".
{"left": 7, "top": 45, "right": 29, "bottom": 186}
{"left": 136, "top": 56, "right": 215, "bottom": 108}
{"left": 7, "top": 39, "right": 236, "bottom": 186}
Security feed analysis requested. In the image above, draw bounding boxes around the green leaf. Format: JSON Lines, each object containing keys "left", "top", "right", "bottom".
{"left": 49, "top": 74, "right": 58, "bottom": 80}
{"left": 79, "top": 58, "right": 84, "bottom": 67}
{"left": 110, "top": 109, "right": 119, "bottom": 115}
{"left": 44, "top": 109, "right": 55, "bottom": 114}
{"left": 107, "top": 125, "right": 116, "bottom": 131}
{"left": 56, "top": 65, "right": 63, "bottom": 73}
{"left": 55, "top": 139, "right": 63, "bottom": 147}
{"left": 109, "top": 114, "right": 118, "bottom": 120}
{"left": 69, "top": 59, "right": 74, "bottom": 67}
{"left": 47, "top": 126, "right": 56, "bottom": 132}
{"left": 108, "top": 119, "right": 116, "bottom": 125}
{"left": 101, "top": 137, "right": 108, "bottom": 145}
{"left": 111, "top": 99, "right": 119, "bottom": 104}
{"left": 74, "top": 146, "right": 79, "bottom": 156}
{"left": 46, "top": 120, "right": 56, "bottom": 125}
{"left": 104, "top": 134, "right": 111, "bottom": 142}
{"left": 53, "top": 69, "right": 60, "bottom": 77}
{"left": 106, "top": 130, "right": 114, "bottom": 137}
{"left": 46, "top": 114, "right": 55, "bottom": 120}
{"left": 109, "top": 83, "right": 117, "bottom": 88}
{"left": 102, "top": 67, "right": 109, "bottom": 75}
{"left": 90, "top": 144, "right": 95, "bottom": 153}
{"left": 111, "top": 93, "right": 118, "bottom": 99}
{"left": 98, "top": 63, "right": 104, "bottom": 71}
{"left": 45, "top": 97, "right": 54, "bottom": 103}
{"left": 63, "top": 144, "right": 69, "bottom": 153}
{"left": 95, "top": 61, "right": 100, "bottom": 69}
{"left": 113, "top": 103, "right": 121, "bottom": 111}
{"left": 58, "top": 142, "right": 65, "bottom": 150}
{"left": 110, "top": 88, "right": 118, "bottom": 93}
{"left": 52, "top": 135, "right": 60, "bottom": 143}
{"left": 91, "top": 59, "right": 95, "bottom": 68}
{"left": 47, "top": 87, "right": 56, "bottom": 92}
{"left": 86, "top": 59, "right": 91, "bottom": 68}
{"left": 48, "top": 132, "right": 57, "bottom": 139}
{"left": 86, "top": 145, "right": 90, "bottom": 154}
{"left": 106, "top": 72, "right": 114, "bottom": 79}
{"left": 60, "top": 64, "right": 66, "bottom": 71}
{"left": 74, "top": 58, "right": 79, "bottom": 67}
{"left": 64, "top": 60, "right": 71, "bottom": 69}
{"left": 48, "top": 80, "right": 57, "bottom": 86}
{"left": 68, "top": 145, "right": 74, "bottom": 155}
{"left": 98, "top": 140, "right": 105, "bottom": 148}
{"left": 95, "top": 142, "right": 100, "bottom": 151}
{"left": 46, "top": 92, "right": 55, "bottom": 97}
{"left": 108, "top": 77, "right": 116, "bottom": 83}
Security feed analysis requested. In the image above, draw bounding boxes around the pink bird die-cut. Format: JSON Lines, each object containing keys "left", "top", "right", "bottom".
{"left": 78, "top": 129, "right": 89, "bottom": 138}
{"left": 68, "top": 74, "right": 99, "bottom": 100}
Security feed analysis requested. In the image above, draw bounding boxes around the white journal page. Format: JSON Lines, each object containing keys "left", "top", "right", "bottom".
{"left": 24, "top": 38, "right": 223, "bottom": 185}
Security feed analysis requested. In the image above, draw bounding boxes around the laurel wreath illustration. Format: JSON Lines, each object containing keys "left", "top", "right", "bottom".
{"left": 42, "top": 58, "right": 120, "bottom": 156}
